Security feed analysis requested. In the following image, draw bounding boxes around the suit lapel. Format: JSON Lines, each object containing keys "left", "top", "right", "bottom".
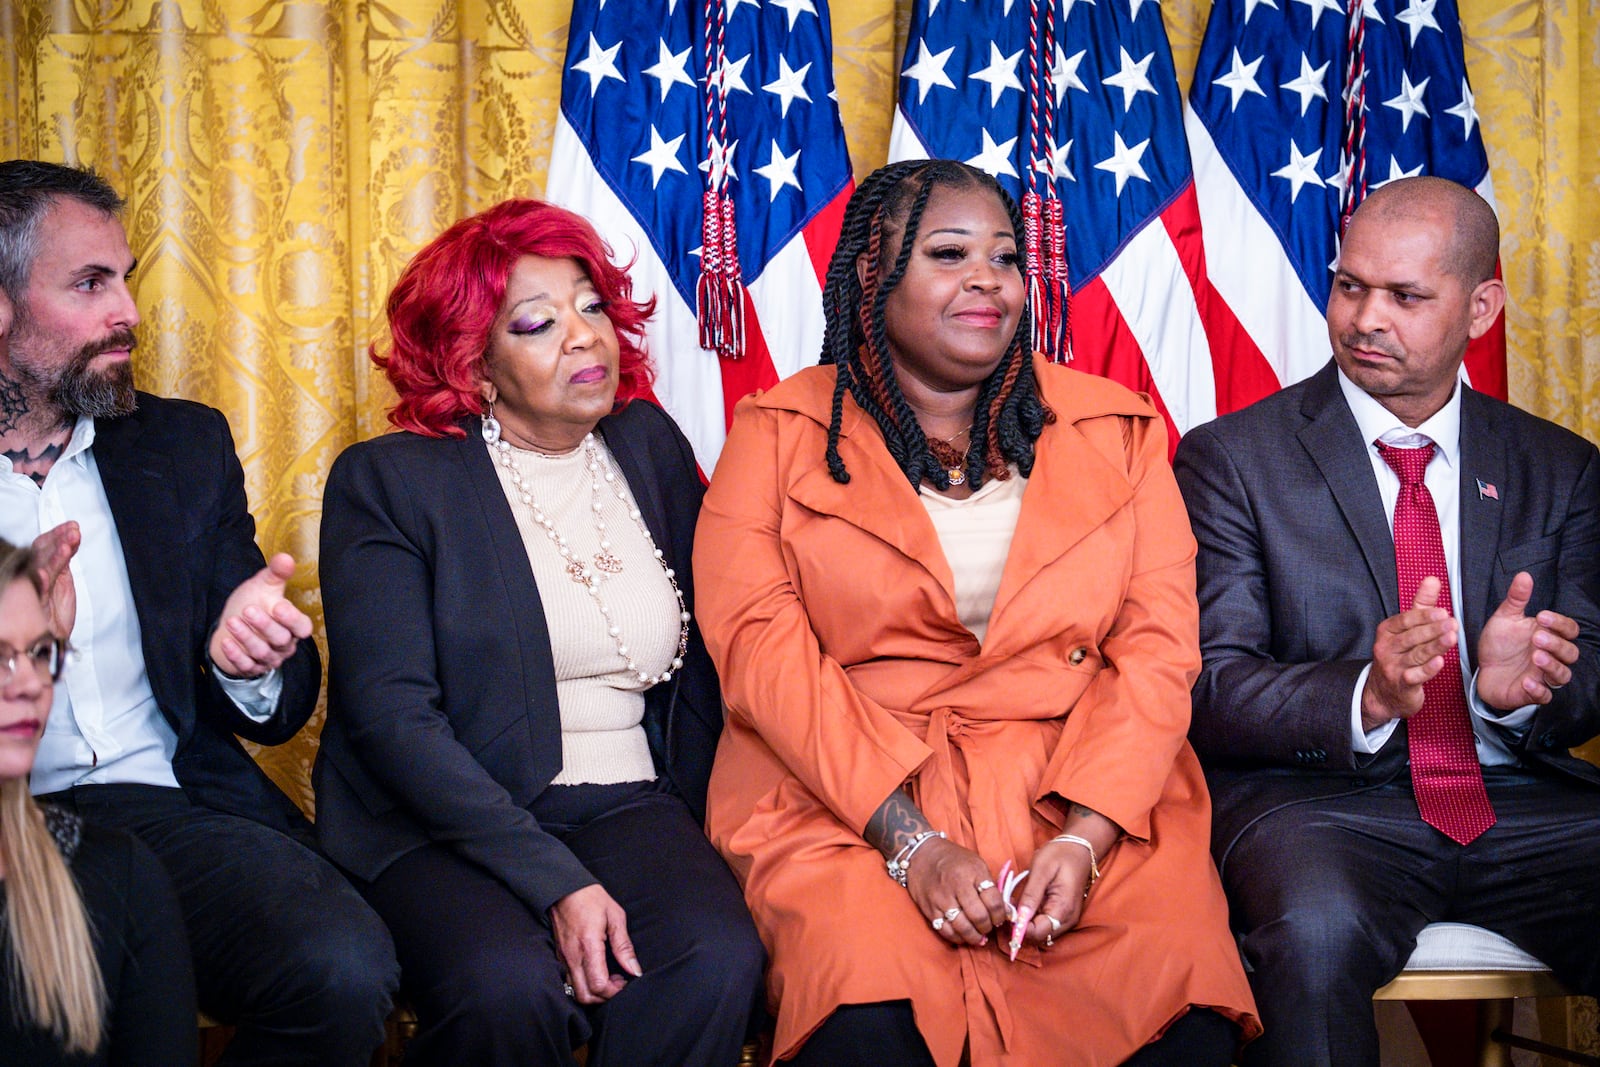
{"left": 598, "top": 412, "right": 673, "bottom": 559}
{"left": 1457, "top": 389, "right": 1505, "bottom": 650}
{"left": 595, "top": 410, "right": 687, "bottom": 771}
{"left": 783, "top": 401, "right": 958, "bottom": 602}
{"left": 455, "top": 424, "right": 550, "bottom": 639}
{"left": 454, "top": 423, "right": 571, "bottom": 770}
{"left": 1297, "top": 366, "right": 1401, "bottom": 617}
{"left": 93, "top": 410, "right": 194, "bottom": 727}
{"left": 92, "top": 412, "right": 191, "bottom": 643}
{"left": 988, "top": 416, "right": 1133, "bottom": 627}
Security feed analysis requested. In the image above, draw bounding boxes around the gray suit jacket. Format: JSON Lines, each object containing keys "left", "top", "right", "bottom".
{"left": 1173, "top": 361, "right": 1600, "bottom": 859}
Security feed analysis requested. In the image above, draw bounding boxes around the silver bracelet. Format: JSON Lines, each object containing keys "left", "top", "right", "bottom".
{"left": 1050, "top": 833, "right": 1101, "bottom": 896}
{"left": 886, "top": 830, "right": 945, "bottom": 888}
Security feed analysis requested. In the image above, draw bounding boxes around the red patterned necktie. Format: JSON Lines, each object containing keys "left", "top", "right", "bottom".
{"left": 1377, "top": 441, "right": 1497, "bottom": 845}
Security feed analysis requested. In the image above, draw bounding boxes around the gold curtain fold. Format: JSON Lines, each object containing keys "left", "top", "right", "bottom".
{"left": 3, "top": 0, "right": 1597, "bottom": 812}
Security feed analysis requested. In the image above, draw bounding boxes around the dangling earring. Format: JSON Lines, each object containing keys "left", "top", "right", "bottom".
{"left": 481, "top": 401, "right": 501, "bottom": 445}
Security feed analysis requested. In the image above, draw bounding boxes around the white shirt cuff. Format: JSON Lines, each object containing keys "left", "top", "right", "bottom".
{"left": 1351, "top": 664, "right": 1401, "bottom": 753}
{"left": 212, "top": 665, "right": 283, "bottom": 723}
{"left": 1467, "top": 668, "right": 1537, "bottom": 732}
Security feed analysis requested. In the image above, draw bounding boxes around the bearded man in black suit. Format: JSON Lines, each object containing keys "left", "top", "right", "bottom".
{"left": 0, "top": 159, "right": 397, "bottom": 1066}
{"left": 1174, "top": 175, "right": 1600, "bottom": 1066}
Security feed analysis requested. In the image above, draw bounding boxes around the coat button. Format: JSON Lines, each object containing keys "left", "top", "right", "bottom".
{"left": 1068, "top": 647, "right": 1088, "bottom": 666}
{"left": 1540, "top": 731, "right": 1559, "bottom": 749}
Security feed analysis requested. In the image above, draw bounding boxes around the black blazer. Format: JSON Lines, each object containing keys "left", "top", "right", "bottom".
{"left": 93, "top": 394, "right": 321, "bottom": 837}
{"left": 0, "top": 811, "right": 197, "bottom": 1066}
{"left": 1173, "top": 361, "right": 1600, "bottom": 857}
{"left": 315, "top": 400, "right": 723, "bottom": 915}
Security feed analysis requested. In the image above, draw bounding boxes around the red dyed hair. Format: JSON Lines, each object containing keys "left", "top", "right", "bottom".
{"left": 376, "top": 198, "right": 656, "bottom": 437}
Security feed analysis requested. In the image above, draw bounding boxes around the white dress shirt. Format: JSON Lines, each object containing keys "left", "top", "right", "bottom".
{"left": 1337, "top": 369, "right": 1534, "bottom": 766}
{"left": 0, "top": 416, "right": 279, "bottom": 794}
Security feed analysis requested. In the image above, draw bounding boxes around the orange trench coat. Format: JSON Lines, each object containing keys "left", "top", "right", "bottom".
{"left": 694, "top": 357, "right": 1260, "bottom": 1066}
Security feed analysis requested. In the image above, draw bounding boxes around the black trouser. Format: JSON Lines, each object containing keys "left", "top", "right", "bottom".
{"left": 786, "top": 1001, "right": 1239, "bottom": 1066}
{"left": 362, "top": 780, "right": 766, "bottom": 1067}
{"left": 41, "top": 783, "right": 398, "bottom": 1067}
{"left": 1225, "top": 769, "right": 1600, "bottom": 1067}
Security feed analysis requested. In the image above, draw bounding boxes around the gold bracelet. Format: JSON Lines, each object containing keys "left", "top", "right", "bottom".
{"left": 1050, "top": 833, "right": 1101, "bottom": 896}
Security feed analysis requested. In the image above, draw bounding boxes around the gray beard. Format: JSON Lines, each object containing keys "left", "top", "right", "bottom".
{"left": 7, "top": 318, "right": 142, "bottom": 420}
{"left": 54, "top": 351, "right": 137, "bottom": 418}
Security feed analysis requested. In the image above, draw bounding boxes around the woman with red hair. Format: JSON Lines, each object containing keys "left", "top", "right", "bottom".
{"left": 315, "top": 199, "right": 763, "bottom": 1067}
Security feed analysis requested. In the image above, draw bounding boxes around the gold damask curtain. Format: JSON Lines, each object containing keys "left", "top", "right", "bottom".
{"left": 2, "top": 0, "right": 1597, "bottom": 804}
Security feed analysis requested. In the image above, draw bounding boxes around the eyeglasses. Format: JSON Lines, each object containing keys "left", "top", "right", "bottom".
{"left": 1, "top": 638, "right": 67, "bottom": 685}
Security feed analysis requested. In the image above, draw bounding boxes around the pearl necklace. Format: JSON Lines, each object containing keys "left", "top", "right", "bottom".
{"left": 491, "top": 431, "right": 689, "bottom": 687}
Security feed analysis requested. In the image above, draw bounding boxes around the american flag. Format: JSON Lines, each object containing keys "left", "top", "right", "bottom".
{"left": 1186, "top": 0, "right": 1507, "bottom": 400}
{"left": 890, "top": 0, "right": 1278, "bottom": 451}
{"left": 548, "top": 0, "right": 854, "bottom": 471}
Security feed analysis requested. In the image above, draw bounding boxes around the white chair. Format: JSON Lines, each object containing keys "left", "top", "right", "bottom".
{"left": 1373, "top": 922, "right": 1594, "bottom": 1067}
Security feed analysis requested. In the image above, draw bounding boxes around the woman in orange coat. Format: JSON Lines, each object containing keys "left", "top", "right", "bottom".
{"left": 694, "top": 160, "right": 1260, "bottom": 1066}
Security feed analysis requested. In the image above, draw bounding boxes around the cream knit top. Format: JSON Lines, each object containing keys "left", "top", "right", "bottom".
{"left": 919, "top": 471, "right": 1028, "bottom": 644}
{"left": 489, "top": 437, "right": 677, "bottom": 784}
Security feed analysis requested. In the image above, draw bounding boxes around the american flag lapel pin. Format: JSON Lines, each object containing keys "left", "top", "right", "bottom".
{"left": 1476, "top": 478, "right": 1500, "bottom": 501}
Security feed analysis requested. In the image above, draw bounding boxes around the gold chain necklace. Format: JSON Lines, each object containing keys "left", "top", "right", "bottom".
{"left": 929, "top": 424, "right": 972, "bottom": 487}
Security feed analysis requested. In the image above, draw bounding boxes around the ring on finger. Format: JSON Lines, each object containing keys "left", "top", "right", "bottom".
{"left": 975, "top": 879, "right": 996, "bottom": 892}
{"left": 562, "top": 981, "right": 575, "bottom": 997}
{"left": 1045, "top": 914, "right": 1062, "bottom": 934}
{"left": 931, "top": 916, "right": 946, "bottom": 931}
{"left": 1044, "top": 934, "right": 1054, "bottom": 949}
{"left": 943, "top": 906, "right": 962, "bottom": 922}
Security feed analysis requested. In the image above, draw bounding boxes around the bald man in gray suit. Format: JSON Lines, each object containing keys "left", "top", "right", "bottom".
{"left": 1174, "top": 177, "right": 1600, "bottom": 1067}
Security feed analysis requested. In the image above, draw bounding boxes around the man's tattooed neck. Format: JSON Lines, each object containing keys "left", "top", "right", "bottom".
{"left": 0, "top": 374, "right": 27, "bottom": 436}
{"left": 3, "top": 439, "right": 68, "bottom": 486}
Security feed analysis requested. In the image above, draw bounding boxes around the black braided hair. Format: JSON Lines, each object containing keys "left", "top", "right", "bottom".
{"left": 819, "top": 160, "right": 1050, "bottom": 488}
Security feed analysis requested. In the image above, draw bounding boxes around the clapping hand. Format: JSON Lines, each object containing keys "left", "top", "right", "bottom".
{"left": 1360, "top": 576, "right": 1457, "bottom": 731}
{"left": 30, "top": 521, "right": 81, "bottom": 640}
{"left": 207, "top": 553, "right": 313, "bottom": 679}
{"left": 1476, "top": 572, "right": 1580, "bottom": 710}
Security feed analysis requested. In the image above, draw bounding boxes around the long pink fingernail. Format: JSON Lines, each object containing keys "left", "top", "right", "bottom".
{"left": 1008, "top": 906, "right": 1033, "bottom": 961}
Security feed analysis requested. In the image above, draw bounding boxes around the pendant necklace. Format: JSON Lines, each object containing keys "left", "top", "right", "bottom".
{"left": 931, "top": 424, "right": 973, "bottom": 487}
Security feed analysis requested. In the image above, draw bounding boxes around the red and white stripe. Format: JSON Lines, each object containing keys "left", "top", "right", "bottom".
{"left": 547, "top": 115, "right": 849, "bottom": 472}
{"left": 1185, "top": 104, "right": 1506, "bottom": 402}
{"left": 891, "top": 111, "right": 1279, "bottom": 453}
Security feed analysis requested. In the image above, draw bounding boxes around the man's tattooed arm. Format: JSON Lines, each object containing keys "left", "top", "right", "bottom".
{"left": 863, "top": 788, "right": 936, "bottom": 858}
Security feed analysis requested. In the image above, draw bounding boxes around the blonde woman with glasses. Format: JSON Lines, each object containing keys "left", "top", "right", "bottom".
{"left": 0, "top": 535, "right": 194, "bottom": 1064}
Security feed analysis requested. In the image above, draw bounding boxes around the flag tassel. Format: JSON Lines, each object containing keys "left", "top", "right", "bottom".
{"left": 1023, "top": 191, "right": 1051, "bottom": 358}
{"left": 1044, "top": 196, "right": 1071, "bottom": 362}
{"left": 720, "top": 194, "right": 744, "bottom": 360}
{"left": 695, "top": 190, "right": 745, "bottom": 361}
